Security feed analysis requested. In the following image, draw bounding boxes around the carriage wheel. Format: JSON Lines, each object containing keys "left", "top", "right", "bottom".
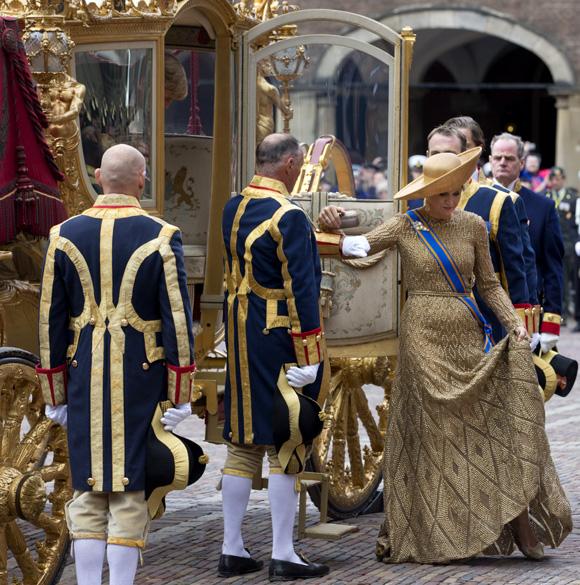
{"left": 308, "top": 356, "right": 394, "bottom": 519}
{"left": 0, "top": 347, "right": 71, "bottom": 585}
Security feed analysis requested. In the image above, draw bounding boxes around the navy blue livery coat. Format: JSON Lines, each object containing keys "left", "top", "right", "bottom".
{"left": 516, "top": 183, "right": 565, "bottom": 335}
{"left": 36, "top": 194, "right": 195, "bottom": 493}
{"left": 221, "top": 175, "right": 335, "bottom": 446}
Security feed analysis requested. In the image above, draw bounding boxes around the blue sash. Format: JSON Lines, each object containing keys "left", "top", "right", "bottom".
{"left": 406, "top": 209, "right": 494, "bottom": 353}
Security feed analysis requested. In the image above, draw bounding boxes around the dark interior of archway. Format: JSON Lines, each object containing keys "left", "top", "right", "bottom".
{"left": 410, "top": 44, "right": 556, "bottom": 166}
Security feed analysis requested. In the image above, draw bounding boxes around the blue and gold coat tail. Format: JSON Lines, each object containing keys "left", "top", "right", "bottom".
{"left": 272, "top": 366, "right": 324, "bottom": 474}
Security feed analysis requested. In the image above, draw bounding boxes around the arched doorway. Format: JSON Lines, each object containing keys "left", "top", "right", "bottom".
{"left": 411, "top": 34, "right": 556, "bottom": 163}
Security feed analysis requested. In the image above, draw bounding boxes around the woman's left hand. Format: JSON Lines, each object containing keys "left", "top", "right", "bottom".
{"left": 514, "top": 326, "right": 529, "bottom": 343}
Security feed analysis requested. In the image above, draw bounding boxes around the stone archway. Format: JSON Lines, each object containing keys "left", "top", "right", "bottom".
{"left": 380, "top": 7, "right": 574, "bottom": 85}
{"left": 316, "top": 6, "right": 579, "bottom": 185}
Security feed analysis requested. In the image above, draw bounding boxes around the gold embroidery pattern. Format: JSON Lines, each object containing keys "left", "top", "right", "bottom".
{"left": 37, "top": 369, "right": 66, "bottom": 406}
{"left": 226, "top": 197, "right": 253, "bottom": 443}
{"left": 543, "top": 312, "right": 561, "bottom": 325}
{"left": 487, "top": 190, "right": 510, "bottom": 293}
{"left": 275, "top": 367, "right": 305, "bottom": 475}
{"left": 224, "top": 239, "right": 240, "bottom": 444}
{"left": 488, "top": 189, "right": 509, "bottom": 244}
{"left": 39, "top": 225, "right": 61, "bottom": 369}
{"left": 158, "top": 226, "right": 189, "bottom": 366}
{"left": 269, "top": 206, "right": 301, "bottom": 332}
{"left": 266, "top": 299, "right": 290, "bottom": 329}
{"left": 315, "top": 231, "right": 342, "bottom": 257}
{"left": 89, "top": 330, "right": 105, "bottom": 491}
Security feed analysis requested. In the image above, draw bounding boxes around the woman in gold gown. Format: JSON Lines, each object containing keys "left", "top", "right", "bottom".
{"left": 320, "top": 148, "right": 572, "bottom": 564}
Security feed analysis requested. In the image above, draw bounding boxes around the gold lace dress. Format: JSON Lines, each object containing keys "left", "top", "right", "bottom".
{"left": 366, "top": 209, "right": 572, "bottom": 564}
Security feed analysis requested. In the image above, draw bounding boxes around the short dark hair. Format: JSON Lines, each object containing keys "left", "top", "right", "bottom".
{"left": 255, "top": 134, "right": 301, "bottom": 167}
{"left": 550, "top": 165, "right": 566, "bottom": 179}
{"left": 445, "top": 116, "right": 485, "bottom": 149}
{"left": 427, "top": 125, "right": 467, "bottom": 152}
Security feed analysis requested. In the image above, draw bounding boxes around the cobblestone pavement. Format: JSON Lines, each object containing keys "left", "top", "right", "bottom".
{"left": 58, "top": 326, "right": 580, "bottom": 585}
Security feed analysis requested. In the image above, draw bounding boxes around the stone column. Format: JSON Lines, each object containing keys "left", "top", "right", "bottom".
{"left": 553, "top": 90, "right": 580, "bottom": 190}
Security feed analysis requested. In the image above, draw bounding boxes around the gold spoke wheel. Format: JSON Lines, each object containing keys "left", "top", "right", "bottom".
{"left": 308, "top": 356, "right": 394, "bottom": 519}
{"left": 0, "top": 348, "right": 71, "bottom": 585}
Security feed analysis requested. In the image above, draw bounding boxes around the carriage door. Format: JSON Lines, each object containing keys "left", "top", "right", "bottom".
{"left": 241, "top": 9, "right": 413, "bottom": 351}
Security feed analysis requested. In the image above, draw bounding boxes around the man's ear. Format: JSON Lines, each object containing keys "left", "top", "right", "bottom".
{"left": 95, "top": 168, "right": 102, "bottom": 186}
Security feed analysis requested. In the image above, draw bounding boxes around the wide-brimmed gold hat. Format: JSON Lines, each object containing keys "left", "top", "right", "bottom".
{"left": 394, "top": 147, "right": 482, "bottom": 200}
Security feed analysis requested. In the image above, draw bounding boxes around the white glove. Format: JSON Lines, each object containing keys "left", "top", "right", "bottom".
{"left": 160, "top": 402, "right": 192, "bottom": 431}
{"left": 540, "top": 332, "right": 559, "bottom": 354}
{"left": 286, "top": 364, "right": 320, "bottom": 388}
{"left": 341, "top": 236, "right": 370, "bottom": 258}
{"left": 575, "top": 241, "right": 580, "bottom": 257}
{"left": 45, "top": 404, "right": 67, "bottom": 428}
{"left": 529, "top": 332, "right": 541, "bottom": 352}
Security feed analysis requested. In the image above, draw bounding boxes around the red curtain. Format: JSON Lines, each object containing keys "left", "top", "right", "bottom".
{"left": 0, "top": 17, "right": 66, "bottom": 244}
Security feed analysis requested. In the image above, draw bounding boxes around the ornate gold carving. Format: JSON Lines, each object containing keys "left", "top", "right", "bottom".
{"left": 0, "top": 0, "right": 177, "bottom": 22}
{"left": 310, "top": 356, "right": 394, "bottom": 510}
{"left": 234, "top": 0, "right": 299, "bottom": 21}
{"left": 256, "top": 60, "right": 291, "bottom": 144}
{"left": 0, "top": 359, "right": 71, "bottom": 584}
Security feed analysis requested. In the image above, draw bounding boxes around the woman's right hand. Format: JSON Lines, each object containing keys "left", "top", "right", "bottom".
{"left": 514, "top": 325, "right": 530, "bottom": 343}
{"left": 318, "top": 206, "right": 345, "bottom": 230}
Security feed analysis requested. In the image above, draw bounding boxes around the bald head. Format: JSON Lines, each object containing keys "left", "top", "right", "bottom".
{"left": 95, "top": 144, "right": 146, "bottom": 198}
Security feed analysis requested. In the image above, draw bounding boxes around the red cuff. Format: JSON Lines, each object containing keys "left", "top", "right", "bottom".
{"left": 291, "top": 327, "right": 323, "bottom": 366}
{"left": 541, "top": 312, "right": 561, "bottom": 336}
{"left": 167, "top": 363, "right": 196, "bottom": 404}
{"left": 541, "top": 321, "right": 561, "bottom": 335}
{"left": 36, "top": 364, "right": 67, "bottom": 406}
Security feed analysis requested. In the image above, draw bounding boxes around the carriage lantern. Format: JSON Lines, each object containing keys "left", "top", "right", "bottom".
{"left": 268, "top": 44, "right": 309, "bottom": 133}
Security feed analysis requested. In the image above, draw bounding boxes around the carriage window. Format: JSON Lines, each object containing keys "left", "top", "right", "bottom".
{"left": 164, "top": 49, "right": 215, "bottom": 137}
{"left": 74, "top": 45, "right": 154, "bottom": 200}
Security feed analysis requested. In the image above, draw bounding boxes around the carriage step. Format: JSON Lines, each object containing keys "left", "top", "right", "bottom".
{"left": 302, "top": 522, "right": 359, "bottom": 540}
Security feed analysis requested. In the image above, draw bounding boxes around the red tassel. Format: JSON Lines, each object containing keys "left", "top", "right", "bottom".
{"left": 0, "top": 193, "right": 16, "bottom": 244}
{"left": 14, "top": 145, "right": 37, "bottom": 229}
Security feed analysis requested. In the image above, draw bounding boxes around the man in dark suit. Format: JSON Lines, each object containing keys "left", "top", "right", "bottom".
{"left": 37, "top": 144, "right": 196, "bottom": 585}
{"left": 546, "top": 166, "right": 579, "bottom": 324}
{"left": 490, "top": 133, "right": 565, "bottom": 352}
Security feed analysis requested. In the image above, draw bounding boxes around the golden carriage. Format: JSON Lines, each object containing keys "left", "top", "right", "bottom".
{"left": 0, "top": 1, "right": 416, "bottom": 582}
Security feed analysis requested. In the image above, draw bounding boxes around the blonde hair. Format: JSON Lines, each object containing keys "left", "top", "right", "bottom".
{"left": 165, "top": 53, "right": 188, "bottom": 102}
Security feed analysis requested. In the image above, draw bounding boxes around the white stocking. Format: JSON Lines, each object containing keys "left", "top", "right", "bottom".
{"left": 73, "top": 539, "right": 106, "bottom": 585}
{"left": 268, "top": 473, "right": 305, "bottom": 564}
{"left": 221, "top": 474, "right": 252, "bottom": 557}
{"left": 107, "top": 544, "right": 139, "bottom": 585}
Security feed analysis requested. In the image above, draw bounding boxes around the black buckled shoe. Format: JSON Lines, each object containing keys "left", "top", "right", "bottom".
{"left": 269, "top": 554, "right": 329, "bottom": 581}
{"left": 218, "top": 551, "right": 263, "bottom": 577}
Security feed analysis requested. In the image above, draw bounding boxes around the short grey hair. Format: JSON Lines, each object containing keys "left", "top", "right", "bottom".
{"left": 490, "top": 132, "right": 525, "bottom": 159}
{"left": 256, "top": 134, "right": 302, "bottom": 167}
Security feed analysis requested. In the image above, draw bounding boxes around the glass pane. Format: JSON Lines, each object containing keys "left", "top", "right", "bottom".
{"left": 75, "top": 46, "right": 154, "bottom": 200}
{"left": 260, "top": 43, "right": 390, "bottom": 199}
{"left": 165, "top": 49, "right": 215, "bottom": 137}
